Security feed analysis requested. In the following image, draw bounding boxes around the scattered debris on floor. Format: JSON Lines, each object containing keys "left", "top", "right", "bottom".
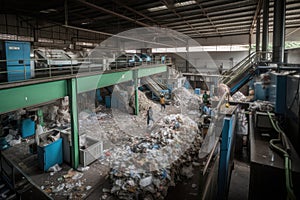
{"left": 41, "top": 168, "right": 90, "bottom": 199}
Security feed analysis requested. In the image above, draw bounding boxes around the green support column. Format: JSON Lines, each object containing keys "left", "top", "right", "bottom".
{"left": 133, "top": 70, "right": 139, "bottom": 115}
{"left": 37, "top": 109, "right": 44, "bottom": 126}
{"left": 67, "top": 78, "right": 79, "bottom": 169}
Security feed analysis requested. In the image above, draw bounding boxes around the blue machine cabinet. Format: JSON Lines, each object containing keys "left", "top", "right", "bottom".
{"left": 270, "top": 72, "right": 287, "bottom": 114}
{"left": 0, "top": 41, "right": 31, "bottom": 82}
{"left": 37, "top": 138, "right": 63, "bottom": 171}
{"left": 218, "top": 111, "right": 236, "bottom": 199}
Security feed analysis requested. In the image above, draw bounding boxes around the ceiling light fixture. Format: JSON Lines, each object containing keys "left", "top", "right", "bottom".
{"left": 147, "top": 5, "right": 168, "bottom": 12}
{"left": 40, "top": 9, "right": 57, "bottom": 14}
{"left": 174, "top": 0, "right": 196, "bottom": 7}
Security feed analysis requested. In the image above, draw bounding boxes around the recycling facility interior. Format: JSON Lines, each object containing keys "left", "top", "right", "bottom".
{"left": 1, "top": 0, "right": 300, "bottom": 200}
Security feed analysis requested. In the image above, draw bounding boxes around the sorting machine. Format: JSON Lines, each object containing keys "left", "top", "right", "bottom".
{"left": 0, "top": 41, "right": 31, "bottom": 82}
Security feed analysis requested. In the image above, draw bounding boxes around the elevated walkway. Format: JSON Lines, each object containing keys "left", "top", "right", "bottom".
{"left": 0, "top": 64, "right": 167, "bottom": 114}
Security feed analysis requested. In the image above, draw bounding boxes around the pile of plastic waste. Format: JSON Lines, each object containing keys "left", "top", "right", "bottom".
{"left": 172, "top": 87, "right": 201, "bottom": 111}
{"left": 103, "top": 114, "right": 202, "bottom": 199}
{"left": 130, "top": 90, "right": 159, "bottom": 112}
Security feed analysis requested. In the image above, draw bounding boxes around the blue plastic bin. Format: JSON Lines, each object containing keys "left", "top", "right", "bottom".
{"left": 37, "top": 138, "right": 63, "bottom": 171}
{"left": 194, "top": 88, "right": 201, "bottom": 95}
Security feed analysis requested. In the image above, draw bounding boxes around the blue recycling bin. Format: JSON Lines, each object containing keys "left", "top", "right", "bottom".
{"left": 195, "top": 88, "right": 201, "bottom": 95}
{"left": 37, "top": 138, "right": 63, "bottom": 171}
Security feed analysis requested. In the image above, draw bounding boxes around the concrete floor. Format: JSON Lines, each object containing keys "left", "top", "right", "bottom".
{"left": 228, "top": 146, "right": 250, "bottom": 200}
{"left": 228, "top": 160, "right": 250, "bottom": 200}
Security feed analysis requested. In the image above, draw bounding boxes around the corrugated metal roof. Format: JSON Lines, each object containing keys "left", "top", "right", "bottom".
{"left": 1, "top": 0, "right": 299, "bottom": 39}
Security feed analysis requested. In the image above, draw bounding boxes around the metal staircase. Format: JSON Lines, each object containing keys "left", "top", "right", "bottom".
{"left": 221, "top": 52, "right": 272, "bottom": 95}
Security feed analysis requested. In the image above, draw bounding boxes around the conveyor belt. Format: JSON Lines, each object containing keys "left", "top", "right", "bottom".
{"left": 143, "top": 76, "right": 168, "bottom": 98}
{"left": 221, "top": 52, "right": 257, "bottom": 95}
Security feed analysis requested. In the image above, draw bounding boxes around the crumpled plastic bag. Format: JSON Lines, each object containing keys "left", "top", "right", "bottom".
{"left": 48, "top": 164, "right": 62, "bottom": 172}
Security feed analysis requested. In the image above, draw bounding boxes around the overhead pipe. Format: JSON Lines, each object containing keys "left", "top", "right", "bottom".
{"left": 272, "top": 0, "right": 286, "bottom": 64}
{"left": 262, "top": 0, "right": 269, "bottom": 59}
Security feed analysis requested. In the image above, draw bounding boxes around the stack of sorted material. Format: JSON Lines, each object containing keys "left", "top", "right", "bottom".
{"left": 103, "top": 114, "right": 202, "bottom": 200}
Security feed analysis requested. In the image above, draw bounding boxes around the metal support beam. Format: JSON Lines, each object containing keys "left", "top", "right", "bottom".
{"left": 162, "top": 0, "right": 203, "bottom": 37}
{"left": 77, "top": 0, "right": 151, "bottom": 27}
{"left": 37, "top": 109, "right": 44, "bottom": 126}
{"left": 249, "top": 34, "right": 252, "bottom": 55}
{"left": 67, "top": 78, "right": 79, "bottom": 169}
{"left": 262, "top": 0, "right": 269, "bottom": 59}
{"left": 133, "top": 70, "right": 139, "bottom": 115}
{"left": 256, "top": 15, "right": 261, "bottom": 52}
{"left": 272, "top": 0, "right": 286, "bottom": 64}
{"left": 113, "top": 0, "right": 158, "bottom": 25}
{"left": 196, "top": 1, "right": 220, "bottom": 36}
{"left": 64, "top": 0, "right": 68, "bottom": 25}
{"left": 0, "top": 80, "right": 67, "bottom": 114}
{"left": 250, "top": 0, "right": 263, "bottom": 35}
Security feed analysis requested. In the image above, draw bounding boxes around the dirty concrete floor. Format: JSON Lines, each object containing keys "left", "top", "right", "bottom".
{"left": 228, "top": 160, "right": 250, "bottom": 200}
{"left": 228, "top": 146, "right": 250, "bottom": 200}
